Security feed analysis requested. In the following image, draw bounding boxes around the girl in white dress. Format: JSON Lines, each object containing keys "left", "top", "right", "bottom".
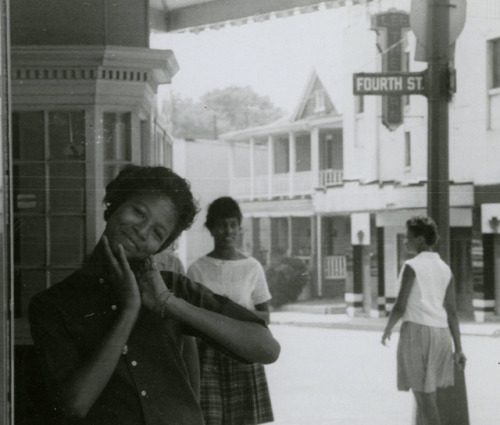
{"left": 382, "top": 216, "right": 466, "bottom": 425}
{"left": 188, "top": 197, "right": 274, "bottom": 425}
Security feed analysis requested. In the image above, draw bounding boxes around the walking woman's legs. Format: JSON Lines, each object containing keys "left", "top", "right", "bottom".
{"left": 413, "top": 391, "right": 441, "bottom": 425}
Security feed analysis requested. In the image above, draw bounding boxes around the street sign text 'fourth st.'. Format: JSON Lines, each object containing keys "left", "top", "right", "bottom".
{"left": 353, "top": 72, "right": 426, "bottom": 96}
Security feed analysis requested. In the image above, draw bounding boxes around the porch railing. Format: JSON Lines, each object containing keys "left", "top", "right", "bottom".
{"left": 319, "top": 169, "right": 343, "bottom": 187}
{"left": 324, "top": 255, "right": 347, "bottom": 279}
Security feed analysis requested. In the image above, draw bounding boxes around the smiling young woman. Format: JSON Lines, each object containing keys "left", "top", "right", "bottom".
{"left": 187, "top": 197, "right": 275, "bottom": 425}
{"left": 29, "top": 166, "right": 280, "bottom": 425}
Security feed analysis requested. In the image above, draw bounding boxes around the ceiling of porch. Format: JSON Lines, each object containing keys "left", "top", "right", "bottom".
{"left": 150, "top": 0, "right": 372, "bottom": 33}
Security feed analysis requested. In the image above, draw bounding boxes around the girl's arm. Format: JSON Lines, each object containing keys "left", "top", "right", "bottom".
{"left": 381, "top": 265, "right": 415, "bottom": 345}
{"left": 181, "top": 336, "right": 200, "bottom": 399}
{"left": 254, "top": 301, "right": 271, "bottom": 325}
{"left": 160, "top": 295, "right": 280, "bottom": 364}
{"left": 139, "top": 258, "right": 280, "bottom": 365}
{"left": 444, "top": 276, "right": 467, "bottom": 369}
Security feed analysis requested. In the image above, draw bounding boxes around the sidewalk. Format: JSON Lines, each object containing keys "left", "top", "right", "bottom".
{"left": 271, "top": 301, "right": 500, "bottom": 337}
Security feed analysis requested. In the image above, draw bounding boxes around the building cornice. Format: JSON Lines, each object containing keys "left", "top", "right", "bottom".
{"left": 11, "top": 46, "right": 179, "bottom": 89}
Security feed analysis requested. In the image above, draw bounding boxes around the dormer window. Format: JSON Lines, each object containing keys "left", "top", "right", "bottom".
{"left": 313, "top": 89, "right": 326, "bottom": 113}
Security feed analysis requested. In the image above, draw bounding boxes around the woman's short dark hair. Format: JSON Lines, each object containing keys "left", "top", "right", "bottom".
{"left": 205, "top": 197, "right": 242, "bottom": 230}
{"left": 406, "top": 215, "right": 439, "bottom": 246}
{"left": 103, "top": 165, "right": 199, "bottom": 251}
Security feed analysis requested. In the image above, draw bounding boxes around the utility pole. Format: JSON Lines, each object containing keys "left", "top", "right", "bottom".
{"left": 426, "top": 0, "right": 451, "bottom": 263}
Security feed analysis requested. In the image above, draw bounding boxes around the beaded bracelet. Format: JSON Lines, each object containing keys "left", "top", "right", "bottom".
{"left": 158, "top": 290, "right": 173, "bottom": 318}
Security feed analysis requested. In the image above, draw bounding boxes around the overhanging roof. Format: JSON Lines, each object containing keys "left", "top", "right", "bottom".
{"left": 150, "top": 0, "right": 371, "bottom": 33}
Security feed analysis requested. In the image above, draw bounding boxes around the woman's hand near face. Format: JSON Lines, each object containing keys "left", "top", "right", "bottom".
{"left": 136, "top": 256, "right": 174, "bottom": 315}
{"left": 102, "top": 235, "right": 141, "bottom": 313}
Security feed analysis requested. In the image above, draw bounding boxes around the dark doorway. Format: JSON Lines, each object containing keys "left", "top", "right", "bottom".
{"left": 450, "top": 227, "right": 473, "bottom": 318}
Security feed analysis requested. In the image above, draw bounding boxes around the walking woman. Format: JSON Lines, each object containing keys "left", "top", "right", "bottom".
{"left": 29, "top": 166, "right": 280, "bottom": 425}
{"left": 187, "top": 197, "right": 274, "bottom": 425}
{"left": 381, "top": 216, "right": 466, "bottom": 425}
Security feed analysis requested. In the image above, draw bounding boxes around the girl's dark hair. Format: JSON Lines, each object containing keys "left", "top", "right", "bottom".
{"left": 205, "top": 196, "right": 242, "bottom": 230}
{"left": 103, "top": 165, "right": 199, "bottom": 251}
{"left": 406, "top": 215, "right": 439, "bottom": 246}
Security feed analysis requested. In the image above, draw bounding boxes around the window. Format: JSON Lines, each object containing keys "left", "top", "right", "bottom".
{"left": 13, "top": 110, "right": 86, "bottom": 319}
{"left": 491, "top": 38, "right": 500, "bottom": 89}
{"left": 295, "top": 135, "right": 311, "bottom": 172}
{"left": 103, "top": 112, "right": 132, "bottom": 184}
{"left": 274, "top": 137, "right": 289, "bottom": 174}
{"left": 313, "top": 90, "right": 326, "bottom": 113}
{"left": 404, "top": 131, "right": 411, "bottom": 168}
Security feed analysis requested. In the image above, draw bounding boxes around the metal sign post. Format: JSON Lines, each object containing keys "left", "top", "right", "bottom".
{"left": 426, "top": 0, "right": 451, "bottom": 263}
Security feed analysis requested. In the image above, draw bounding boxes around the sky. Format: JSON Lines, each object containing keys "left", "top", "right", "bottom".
{"left": 150, "top": 8, "right": 349, "bottom": 115}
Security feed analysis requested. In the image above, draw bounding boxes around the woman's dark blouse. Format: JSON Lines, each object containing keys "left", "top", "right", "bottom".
{"left": 29, "top": 269, "right": 267, "bottom": 425}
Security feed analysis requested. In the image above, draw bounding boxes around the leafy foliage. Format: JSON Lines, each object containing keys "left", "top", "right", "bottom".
{"left": 167, "top": 86, "right": 285, "bottom": 139}
{"left": 265, "top": 257, "right": 310, "bottom": 307}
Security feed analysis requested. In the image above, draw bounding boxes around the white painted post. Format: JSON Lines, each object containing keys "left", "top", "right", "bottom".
{"left": 227, "top": 140, "right": 235, "bottom": 197}
{"left": 249, "top": 137, "right": 255, "bottom": 200}
{"left": 316, "top": 214, "right": 323, "bottom": 297}
{"left": 267, "top": 135, "right": 273, "bottom": 200}
{"left": 289, "top": 132, "right": 296, "bottom": 198}
{"left": 287, "top": 216, "right": 293, "bottom": 256}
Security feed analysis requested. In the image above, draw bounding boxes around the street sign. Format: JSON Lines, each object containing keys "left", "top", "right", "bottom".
{"left": 410, "top": 0, "right": 466, "bottom": 46}
{"left": 353, "top": 72, "right": 426, "bottom": 95}
{"left": 410, "top": 0, "right": 467, "bottom": 62}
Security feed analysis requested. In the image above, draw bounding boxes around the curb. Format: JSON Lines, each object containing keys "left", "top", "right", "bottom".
{"left": 270, "top": 313, "right": 500, "bottom": 337}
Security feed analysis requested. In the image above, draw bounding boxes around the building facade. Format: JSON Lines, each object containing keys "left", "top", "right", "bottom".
{"left": 222, "top": 0, "right": 500, "bottom": 321}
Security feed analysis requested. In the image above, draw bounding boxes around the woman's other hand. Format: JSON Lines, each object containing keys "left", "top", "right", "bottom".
{"left": 136, "top": 256, "right": 174, "bottom": 315}
{"left": 381, "top": 329, "right": 391, "bottom": 346}
{"left": 103, "top": 235, "right": 141, "bottom": 313}
{"left": 454, "top": 351, "right": 467, "bottom": 370}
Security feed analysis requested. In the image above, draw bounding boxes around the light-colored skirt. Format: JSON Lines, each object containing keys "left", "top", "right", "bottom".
{"left": 397, "top": 321, "right": 455, "bottom": 393}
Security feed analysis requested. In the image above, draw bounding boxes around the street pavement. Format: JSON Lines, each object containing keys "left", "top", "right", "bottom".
{"left": 265, "top": 313, "right": 500, "bottom": 425}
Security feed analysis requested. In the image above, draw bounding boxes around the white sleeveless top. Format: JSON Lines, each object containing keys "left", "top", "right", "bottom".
{"left": 401, "top": 251, "right": 451, "bottom": 328}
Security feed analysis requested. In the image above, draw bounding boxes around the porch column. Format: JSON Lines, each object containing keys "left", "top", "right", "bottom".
{"left": 310, "top": 215, "right": 317, "bottom": 298}
{"left": 287, "top": 216, "right": 293, "bottom": 256}
{"left": 473, "top": 206, "right": 495, "bottom": 321}
{"left": 346, "top": 213, "right": 370, "bottom": 317}
{"left": 249, "top": 137, "right": 255, "bottom": 200}
{"left": 227, "top": 140, "right": 235, "bottom": 198}
{"left": 371, "top": 226, "right": 386, "bottom": 317}
{"left": 288, "top": 132, "right": 296, "bottom": 198}
{"left": 267, "top": 135, "right": 273, "bottom": 200}
{"left": 316, "top": 214, "right": 323, "bottom": 297}
{"left": 311, "top": 127, "right": 319, "bottom": 188}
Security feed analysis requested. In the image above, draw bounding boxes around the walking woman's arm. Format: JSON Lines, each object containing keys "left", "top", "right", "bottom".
{"left": 444, "top": 277, "right": 467, "bottom": 369}
{"left": 381, "top": 265, "right": 415, "bottom": 345}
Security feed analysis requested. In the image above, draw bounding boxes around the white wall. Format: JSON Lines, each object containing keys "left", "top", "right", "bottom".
{"left": 175, "top": 139, "right": 231, "bottom": 268}
{"left": 450, "top": 1, "right": 500, "bottom": 184}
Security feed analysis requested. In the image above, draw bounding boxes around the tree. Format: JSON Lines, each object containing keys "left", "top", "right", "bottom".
{"left": 168, "top": 86, "right": 285, "bottom": 139}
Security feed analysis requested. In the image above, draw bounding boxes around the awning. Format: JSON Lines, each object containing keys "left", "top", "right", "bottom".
{"left": 151, "top": 0, "right": 371, "bottom": 33}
